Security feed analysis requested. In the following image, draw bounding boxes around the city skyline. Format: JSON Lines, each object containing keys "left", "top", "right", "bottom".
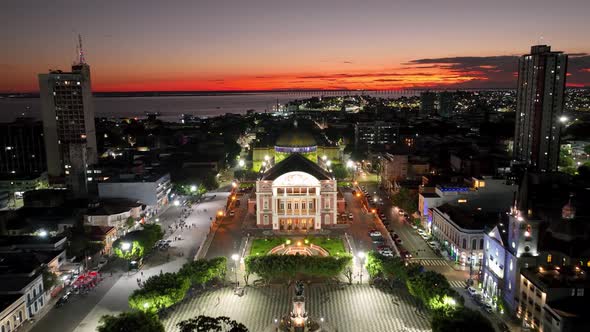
{"left": 1, "top": 0, "right": 590, "bottom": 92}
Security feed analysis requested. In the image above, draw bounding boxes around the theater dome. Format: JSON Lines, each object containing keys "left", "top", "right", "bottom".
{"left": 275, "top": 120, "right": 317, "bottom": 153}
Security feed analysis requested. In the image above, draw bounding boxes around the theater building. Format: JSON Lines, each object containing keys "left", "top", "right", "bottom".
{"left": 254, "top": 153, "right": 337, "bottom": 230}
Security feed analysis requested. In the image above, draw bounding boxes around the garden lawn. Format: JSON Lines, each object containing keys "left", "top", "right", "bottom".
{"left": 308, "top": 237, "right": 346, "bottom": 256}
{"left": 249, "top": 237, "right": 286, "bottom": 256}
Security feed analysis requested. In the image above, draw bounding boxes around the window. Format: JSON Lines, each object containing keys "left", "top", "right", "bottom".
{"left": 462, "top": 239, "right": 467, "bottom": 249}
{"left": 547, "top": 254, "right": 552, "bottom": 263}
{"left": 263, "top": 215, "right": 269, "bottom": 225}
{"left": 577, "top": 288, "right": 584, "bottom": 296}
{"left": 324, "top": 197, "right": 329, "bottom": 209}
{"left": 480, "top": 239, "right": 484, "bottom": 250}
{"left": 324, "top": 214, "right": 330, "bottom": 224}
{"left": 263, "top": 199, "right": 268, "bottom": 210}
{"left": 472, "top": 239, "right": 477, "bottom": 250}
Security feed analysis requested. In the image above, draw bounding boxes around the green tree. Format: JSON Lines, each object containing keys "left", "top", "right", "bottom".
{"left": 97, "top": 311, "right": 164, "bottom": 332}
{"left": 179, "top": 257, "right": 227, "bottom": 286}
{"left": 406, "top": 271, "right": 453, "bottom": 309}
{"left": 392, "top": 187, "right": 418, "bottom": 214}
{"left": 331, "top": 164, "right": 349, "bottom": 180}
{"left": 431, "top": 308, "right": 494, "bottom": 332}
{"left": 126, "top": 216, "right": 136, "bottom": 229}
{"left": 245, "top": 255, "right": 351, "bottom": 281}
{"left": 42, "top": 268, "right": 59, "bottom": 291}
{"left": 559, "top": 146, "right": 574, "bottom": 167}
{"left": 113, "top": 224, "right": 163, "bottom": 259}
{"left": 177, "top": 315, "right": 248, "bottom": 332}
{"left": 129, "top": 272, "right": 191, "bottom": 312}
{"left": 583, "top": 144, "right": 590, "bottom": 155}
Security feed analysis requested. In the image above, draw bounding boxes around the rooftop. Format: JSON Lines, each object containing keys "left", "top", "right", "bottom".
{"left": 0, "top": 295, "right": 23, "bottom": 313}
{"left": 522, "top": 265, "right": 590, "bottom": 291}
{"left": 261, "top": 154, "right": 332, "bottom": 181}
{"left": 435, "top": 203, "right": 501, "bottom": 230}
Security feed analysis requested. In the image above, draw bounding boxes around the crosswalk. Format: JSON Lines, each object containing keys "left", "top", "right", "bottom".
{"left": 448, "top": 280, "right": 467, "bottom": 288}
{"left": 161, "top": 284, "right": 431, "bottom": 332}
{"left": 410, "top": 258, "right": 448, "bottom": 266}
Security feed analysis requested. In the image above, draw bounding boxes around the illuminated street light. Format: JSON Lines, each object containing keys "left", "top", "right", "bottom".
{"left": 357, "top": 251, "right": 366, "bottom": 284}
{"left": 238, "top": 159, "right": 245, "bottom": 167}
{"left": 231, "top": 254, "right": 240, "bottom": 289}
{"left": 264, "top": 155, "right": 270, "bottom": 161}
{"left": 173, "top": 199, "right": 180, "bottom": 206}
{"left": 121, "top": 242, "right": 131, "bottom": 251}
{"left": 559, "top": 115, "right": 568, "bottom": 123}
{"left": 189, "top": 185, "right": 197, "bottom": 192}
{"left": 346, "top": 160, "right": 354, "bottom": 168}
{"left": 322, "top": 155, "right": 327, "bottom": 161}
{"left": 326, "top": 160, "right": 332, "bottom": 167}
{"left": 38, "top": 230, "right": 48, "bottom": 237}
{"left": 143, "top": 302, "right": 149, "bottom": 309}
{"left": 231, "top": 181, "right": 237, "bottom": 188}
{"left": 217, "top": 210, "right": 224, "bottom": 217}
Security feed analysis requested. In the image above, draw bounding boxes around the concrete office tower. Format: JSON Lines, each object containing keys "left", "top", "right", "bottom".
{"left": 513, "top": 45, "right": 568, "bottom": 172}
{"left": 38, "top": 37, "right": 97, "bottom": 196}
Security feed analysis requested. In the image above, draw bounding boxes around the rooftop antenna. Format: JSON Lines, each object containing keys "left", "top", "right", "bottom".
{"left": 78, "top": 34, "right": 86, "bottom": 64}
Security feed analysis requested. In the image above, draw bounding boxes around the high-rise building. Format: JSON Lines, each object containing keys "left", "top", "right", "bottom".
{"left": 513, "top": 45, "right": 568, "bottom": 172}
{"left": 354, "top": 121, "right": 398, "bottom": 147}
{"left": 419, "top": 91, "right": 436, "bottom": 115}
{"left": 38, "top": 37, "right": 97, "bottom": 196}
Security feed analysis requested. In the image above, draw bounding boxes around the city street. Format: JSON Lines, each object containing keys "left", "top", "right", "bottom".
{"left": 29, "top": 190, "right": 230, "bottom": 332}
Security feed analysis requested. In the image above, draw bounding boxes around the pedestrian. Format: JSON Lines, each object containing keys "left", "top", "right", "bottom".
{"left": 141, "top": 271, "right": 144, "bottom": 277}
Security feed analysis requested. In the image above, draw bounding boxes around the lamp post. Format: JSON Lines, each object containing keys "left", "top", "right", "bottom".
{"left": 121, "top": 242, "right": 131, "bottom": 276}
{"left": 231, "top": 253, "right": 239, "bottom": 289}
{"left": 357, "top": 251, "right": 365, "bottom": 284}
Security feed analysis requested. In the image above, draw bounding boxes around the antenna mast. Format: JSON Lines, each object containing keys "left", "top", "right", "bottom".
{"left": 78, "top": 34, "right": 86, "bottom": 64}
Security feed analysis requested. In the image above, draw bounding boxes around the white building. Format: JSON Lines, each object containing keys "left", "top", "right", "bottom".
{"left": 98, "top": 173, "right": 171, "bottom": 214}
{"left": 255, "top": 154, "right": 337, "bottom": 230}
{"left": 0, "top": 294, "right": 26, "bottom": 332}
{"left": 431, "top": 203, "right": 501, "bottom": 266}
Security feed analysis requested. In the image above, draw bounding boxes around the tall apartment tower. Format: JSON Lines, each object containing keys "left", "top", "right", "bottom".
{"left": 513, "top": 45, "right": 568, "bottom": 172}
{"left": 38, "top": 37, "right": 97, "bottom": 196}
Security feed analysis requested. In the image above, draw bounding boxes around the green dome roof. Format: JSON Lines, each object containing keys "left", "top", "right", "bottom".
{"left": 275, "top": 128, "right": 317, "bottom": 147}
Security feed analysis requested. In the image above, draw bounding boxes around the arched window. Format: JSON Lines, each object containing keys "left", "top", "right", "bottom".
{"left": 324, "top": 214, "right": 330, "bottom": 224}
{"left": 472, "top": 239, "right": 477, "bottom": 250}
{"left": 462, "top": 238, "right": 467, "bottom": 249}
{"left": 480, "top": 239, "right": 484, "bottom": 249}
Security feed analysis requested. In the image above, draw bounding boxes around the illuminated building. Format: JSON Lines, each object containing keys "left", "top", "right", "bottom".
{"left": 254, "top": 154, "right": 337, "bottom": 230}
{"left": 513, "top": 45, "right": 568, "bottom": 172}
{"left": 38, "top": 36, "right": 97, "bottom": 196}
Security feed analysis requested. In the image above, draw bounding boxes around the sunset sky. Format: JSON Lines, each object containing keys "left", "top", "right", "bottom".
{"left": 1, "top": 0, "right": 589, "bottom": 92}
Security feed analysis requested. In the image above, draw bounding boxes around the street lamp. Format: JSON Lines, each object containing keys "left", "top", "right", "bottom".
{"left": 173, "top": 199, "right": 180, "bottom": 206}
{"left": 238, "top": 159, "right": 245, "bottom": 168}
{"left": 231, "top": 254, "right": 240, "bottom": 288}
{"left": 189, "top": 185, "right": 197, "bottom": 193}
{"left": 121, "top": 242, "right": 131, "bottom": 276}
{"left": 357, "top": 251, "right": 366, "bottom": 284}
{"left": 559, "top": 115, "right": 568, "bottom": 123}
{"left": 38, "top": 229, "right": 48, "bottom": 237}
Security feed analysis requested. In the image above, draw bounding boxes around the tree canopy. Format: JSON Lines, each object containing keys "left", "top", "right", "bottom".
{"left": 245, "top": 254, "right": 351, "bottom": 281}
{"left": 129, "top": 272, "right": 191, "bottom": 312}
{"left": 97, "top": 311, "right": 164, "bottom": 332}
{"left": 177, "top": 315, "right": 248, "bottom": 332}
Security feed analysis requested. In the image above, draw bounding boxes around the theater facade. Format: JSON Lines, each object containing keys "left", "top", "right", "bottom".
{"left": 254, "top": 153, "right": 338, "bottom": 230}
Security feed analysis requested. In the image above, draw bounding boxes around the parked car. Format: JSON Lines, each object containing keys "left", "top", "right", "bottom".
{"left": 390, "top": 231, "right": 398, "bottom": 238}
{"left": 369, "top": 229, "right": 382, "bottom": 237}
{"left": 484, "top": 303, "right": 493, "bottom": 313}
{"left": 372, "top": 237, "right": 385, "bottom": 244}
{"left": 427, "top": 241, "right": 438, "bottom": 249}
{"left": 229, "top": 210, "right": 235, "bottom": 217}
{"left": 348, "top": 213, "right": 354, "bottom": 220}
{"left": 411, "top": 224, "right": 418, "bottom": 230}
{"left": 467, "top": 286, "right": 478, "bottom": 296}
{"left": 398, "top": 209, "right": 405, "bottom": 216}
{"left": 395, "top": 238, "right": 403, "bottom": 245}
{"left": 55, "top": 291, "right": 72, "bottom": 308}
{"left": 378, "top": 248, "right": 394, "bottom": 257}
{"left": 379, "top": 213, "right": 386, "bottom": 219}
{"left": 417, "top": 229, "right": 426, "bottom": 235}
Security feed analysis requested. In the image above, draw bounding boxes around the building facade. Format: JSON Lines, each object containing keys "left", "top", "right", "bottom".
{"left": 481, "top": 208, "right": 541, "bottom": 314}
{"left": 431, "top": 204, "right": 489, "bottom": 266}
{"left": 354, "top": 121, "right": 398, "bottom": 147}
{"left": 0, "top": 295, "right": 26, "bottom": 332}
{"left": 255, "top": 154, "right": 337, "bottom": 230}
{"left": 97, "top": 173, "right": 171, "bottom": 215}
{"left": 0, "top": 118, "right": 46, "bottom": 177}
{"left": 513, "top": 45, "right": 568, "bottom": 172}
{"left": 38, "top": 56, "right": 97, "bottom": 196}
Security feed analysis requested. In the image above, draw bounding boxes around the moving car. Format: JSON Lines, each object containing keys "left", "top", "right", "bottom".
{"left": 55, "top": 291, "right": 72, "bottom": 308}
{"left": 378, "top": 248, "right": 394, "bottom": 257}
{"left": 369, "top": 229, "right": 382, "bottom": 237}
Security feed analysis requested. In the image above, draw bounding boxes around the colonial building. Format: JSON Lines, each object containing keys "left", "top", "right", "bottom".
{"left": 254, "top": 154, "right": 337, "bottom": 230}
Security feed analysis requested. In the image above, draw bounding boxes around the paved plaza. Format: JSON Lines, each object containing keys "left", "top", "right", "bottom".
{"left": 162, "top": 284, "right": 431, "bottom": 332}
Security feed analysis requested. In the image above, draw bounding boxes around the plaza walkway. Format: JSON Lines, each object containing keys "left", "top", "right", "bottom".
{"left": 162, "top": 284, "right": 431, "bottom": 332}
